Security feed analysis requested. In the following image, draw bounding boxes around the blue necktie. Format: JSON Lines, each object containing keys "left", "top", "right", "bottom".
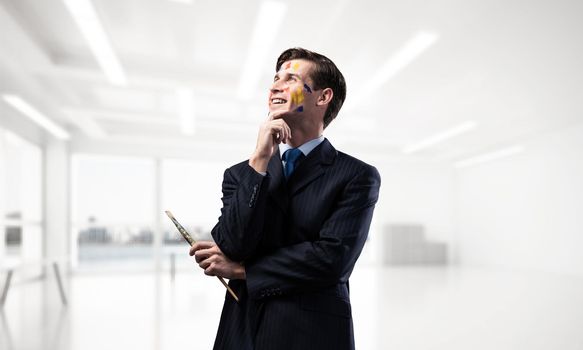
{"left": 282, "top": 148, "right": 304, "bottom": 178}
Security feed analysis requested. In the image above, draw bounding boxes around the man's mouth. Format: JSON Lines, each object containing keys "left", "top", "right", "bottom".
{"left": 271, "top": 98, "right": 287, "bottom": 105}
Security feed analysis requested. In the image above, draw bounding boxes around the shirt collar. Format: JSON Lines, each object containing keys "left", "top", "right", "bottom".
{"left": 279, "top": 135, "right": 325, "bottom": 159}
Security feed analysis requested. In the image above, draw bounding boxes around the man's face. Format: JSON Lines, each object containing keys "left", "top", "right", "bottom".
{"left": 268, "top": 59, "right": 316, "bottom": 115}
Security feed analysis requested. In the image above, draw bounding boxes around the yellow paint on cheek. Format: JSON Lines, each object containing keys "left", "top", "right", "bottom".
{"left": 290, "top": 87, "right": 305, "bottom": 106}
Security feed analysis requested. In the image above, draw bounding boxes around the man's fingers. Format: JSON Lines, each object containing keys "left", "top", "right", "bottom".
{"left": 194, "top": 253, "right": 205, "bottom": 264}
{"left": 204, "top": 264, "right": 216, "bottom": 276}
{"left": 279, "top": 120, "right": 291, "bottom": 142}
{"left": 189, "top": 241, "right": 215, "bottom": 256}
{"left": 275, "top": 127, "right": 285, "bottom": 144}
{"left": 268, "top": 110, "right": 287, "bottom": 121}
{"left": 259, "top": 115, "right": 292, "bottom": 146}
{"left": 198, "top": 255, "right": 214, "bottom": 269}
{"left": 269, "top": 110, "right": 286, "bottom": 120}
{"left": 285, "top": 123, "right": 292, "bottom": 141}
{"left": 194, "top": 247, "right": 214, "bottom": 262}
{"left": 194, "top": 244, "right": 222, "bottom": 262}
{"left": 268, "top": 120, "right": 291, "bottom": 143}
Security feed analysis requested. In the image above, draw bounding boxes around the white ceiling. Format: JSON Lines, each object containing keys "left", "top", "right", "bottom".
{"left": 0, "top": 0, "right": 582, "bottom": 163}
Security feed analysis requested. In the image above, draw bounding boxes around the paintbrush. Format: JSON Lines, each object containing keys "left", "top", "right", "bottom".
{"left": 165, "top": 210, "right": 239, "bottom": 302}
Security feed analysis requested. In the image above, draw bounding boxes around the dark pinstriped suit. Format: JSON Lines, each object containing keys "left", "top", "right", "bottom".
{"left": 211, "top": 138, "right": 380, "bottom": 350}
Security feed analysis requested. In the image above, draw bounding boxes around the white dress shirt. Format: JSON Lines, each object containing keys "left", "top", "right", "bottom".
{"left": 255, "top": 135, "right": 325, "bottom": 176}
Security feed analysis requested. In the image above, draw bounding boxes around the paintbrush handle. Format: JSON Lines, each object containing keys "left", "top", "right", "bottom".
{"left": 165, "top": 210, "right": 240, "bottom": 303}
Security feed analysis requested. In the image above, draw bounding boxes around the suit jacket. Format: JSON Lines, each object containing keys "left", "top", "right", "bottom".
{"left": 211, "top": 138, "right": 381, "bottom": 350}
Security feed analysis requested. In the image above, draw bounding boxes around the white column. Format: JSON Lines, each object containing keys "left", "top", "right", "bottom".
{"left": 0, "top": 130, "right": 6, "bottom": 265}
{"left": 21, "top": 143, "right": 43, "bottom": 267}
{"left": 43, "top": 138, "right": 70, "bottom": 269}
{"left": 153, "top": 158, "right": 163, "bottom": 350}
{"left": 154, "top": 158, "right": 163, "bottom": 271}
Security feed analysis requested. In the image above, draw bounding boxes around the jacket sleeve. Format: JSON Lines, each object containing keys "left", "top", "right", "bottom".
{"left": 244, "top": 165, "right": 381, "bottom": 299}
{"left": 211, "top": 163, "right": 271, "bottom": 262}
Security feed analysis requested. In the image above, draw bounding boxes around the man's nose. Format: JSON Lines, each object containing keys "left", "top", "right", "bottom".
{"left": 270, "top": 80, "right": 284, "bottom": 93}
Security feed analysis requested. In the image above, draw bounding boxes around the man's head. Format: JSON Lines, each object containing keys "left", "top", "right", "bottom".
{"left": 269, "top": 48, "right": 346, "bottom": 129}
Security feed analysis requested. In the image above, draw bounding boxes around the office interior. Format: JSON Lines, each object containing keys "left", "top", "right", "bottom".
{"left": 1, "top": 0, "right": 582, "bottom": 349}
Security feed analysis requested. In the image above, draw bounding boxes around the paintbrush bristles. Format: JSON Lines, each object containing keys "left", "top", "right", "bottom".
{"left": 165, "top": 210, "right": 196, "bottom": 246}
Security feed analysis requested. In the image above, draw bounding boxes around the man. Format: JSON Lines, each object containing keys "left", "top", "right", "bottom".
{"left": 190, "top": 48, "right": 380, "bottom": 350}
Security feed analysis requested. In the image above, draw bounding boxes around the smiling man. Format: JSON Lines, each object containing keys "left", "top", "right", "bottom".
{"left": 190, "top": 48, "right": 381, "bottom": 350}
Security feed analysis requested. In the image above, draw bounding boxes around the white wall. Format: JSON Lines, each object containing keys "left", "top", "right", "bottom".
{"left": 366, "top": 160, "right": 456, "bottom": 264}
{"left": 456, "top": 121, "right": 583, "bottom": 277}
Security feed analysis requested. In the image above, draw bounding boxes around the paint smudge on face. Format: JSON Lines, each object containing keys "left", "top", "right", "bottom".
{"left": 303, "top": 84, "right": 312, "bottom": 93}
{"left": 292, "top": 62, "right": 300, "bottom": 71}
{"left": 290, "top": 87, "right": 305, "bottom": 106}
{"left": 290, "top": 87, "right": 305, "bottom": 112}
{"left": 284, "top": 62, "right": 291, "bottom": 70}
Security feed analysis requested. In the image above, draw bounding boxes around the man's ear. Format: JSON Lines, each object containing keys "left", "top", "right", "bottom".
{"left": 316, "top": 88, "right": 334, "bottom": 107}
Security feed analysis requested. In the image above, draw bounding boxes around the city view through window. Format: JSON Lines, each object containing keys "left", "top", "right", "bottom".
{"left": 71, "top": 155, "right": 226, "bottom": 270}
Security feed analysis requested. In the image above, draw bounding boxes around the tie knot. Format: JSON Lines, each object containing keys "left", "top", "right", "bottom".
{"left": 283, "top": 148, "right": 304, "bottom": 178}
{"left": 283, "top": 148, "right": 303, "bottom": 163}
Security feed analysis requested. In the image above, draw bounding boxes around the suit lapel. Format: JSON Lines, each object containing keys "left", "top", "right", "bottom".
{"left": 287, "top": 138, "right": 337, "bottom": 196}
{"left": 267, "top": 139, "right": 338, "bottom": 209}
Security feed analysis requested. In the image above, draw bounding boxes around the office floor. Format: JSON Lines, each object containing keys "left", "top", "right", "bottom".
{"left": 1, "top": 264, "right": 582, "bottom": 350}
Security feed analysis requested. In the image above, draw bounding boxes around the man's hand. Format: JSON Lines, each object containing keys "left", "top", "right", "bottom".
{"left": 249, "top": 111, "right": 292, "bottom": 173}
{"left": 189, "top": 241, "right": 246, "bottom": 280}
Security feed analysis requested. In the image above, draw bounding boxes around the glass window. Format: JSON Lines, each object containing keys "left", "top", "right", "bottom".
{"left": 0, "top": 129, "right": 43, "bottom": 274}
{"left": 161, "top": 159, "right": 226, "bottom": 267}
{"left": 70, "top": 155, "right": 228, "bottom": 271}
{"left": 71, "top": 154, "right": 155, "bottom": 269}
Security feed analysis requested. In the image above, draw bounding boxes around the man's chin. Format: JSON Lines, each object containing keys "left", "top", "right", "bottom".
{"left": 269, "top": 106, "right": 294, "bottom": 118}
